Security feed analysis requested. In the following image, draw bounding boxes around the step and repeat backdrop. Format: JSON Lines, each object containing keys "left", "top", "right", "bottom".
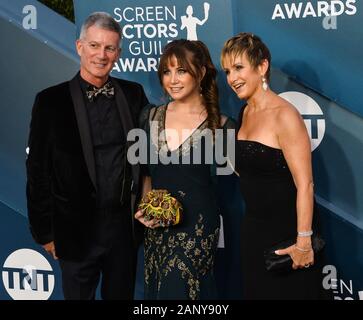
{"left": 1, "top": 0, "right": 362, "bottom": 300}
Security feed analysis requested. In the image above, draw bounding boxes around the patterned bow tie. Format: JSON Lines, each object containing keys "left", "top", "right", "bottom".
{"left": 86, "top": 82, "right": 114, "bottom": 101}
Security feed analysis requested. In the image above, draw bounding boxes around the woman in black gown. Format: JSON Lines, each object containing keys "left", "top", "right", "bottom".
{"left": 135, "top": 39, "right": 235, "bottom": 300}
{"left": 220, "top": 33, "right": 327, "bottom": 299}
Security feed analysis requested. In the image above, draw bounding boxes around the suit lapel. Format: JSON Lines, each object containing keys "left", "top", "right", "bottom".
{"left": 69, "top": 75, "right": 97, "bottom": 190}
{"left": 111, "top": 77, "right": 140, "bottom": 191}
{"left": 111, "top": 77, "right": 134, "bottom": 138}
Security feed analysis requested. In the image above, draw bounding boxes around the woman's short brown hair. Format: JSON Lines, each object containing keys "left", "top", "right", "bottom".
{"left": 221, "top": 32, "right": 271, "bottom": 81}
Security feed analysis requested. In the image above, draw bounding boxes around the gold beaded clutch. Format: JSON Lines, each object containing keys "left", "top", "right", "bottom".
{"left": 138, "top": 189, "right": 183, "bottom": 227}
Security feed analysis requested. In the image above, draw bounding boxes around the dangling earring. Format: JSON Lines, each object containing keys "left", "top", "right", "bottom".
{"left": 262, "top": 76, "right": 268, "bottom": 91}
{"left": 199, "top": 86, "right": 203, "bottom": 96}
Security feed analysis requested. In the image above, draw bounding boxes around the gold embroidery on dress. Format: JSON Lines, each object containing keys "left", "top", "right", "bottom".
{"left": 144, "top": 214, "right": 219, "bottom": 300}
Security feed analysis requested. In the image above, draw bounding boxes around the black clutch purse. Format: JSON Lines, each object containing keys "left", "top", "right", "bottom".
{"left": 264, "top": 235, "right": 325, "bottom": 272}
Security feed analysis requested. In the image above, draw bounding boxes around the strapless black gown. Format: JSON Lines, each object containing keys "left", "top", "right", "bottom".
{"left": 236, "top": 139, "right": 327, "bottom": 299}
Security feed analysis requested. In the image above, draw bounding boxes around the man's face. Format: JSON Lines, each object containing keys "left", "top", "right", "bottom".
{"left": 76, "top": 25, "right": 120, "bottom": 87}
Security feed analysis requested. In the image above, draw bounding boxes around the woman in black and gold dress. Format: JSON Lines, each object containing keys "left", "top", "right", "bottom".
{"left": 220, "top": 33, "right": 328, "bottom": 299}
{"left": 135, "top": 39, "right": 235, "bottom": 300}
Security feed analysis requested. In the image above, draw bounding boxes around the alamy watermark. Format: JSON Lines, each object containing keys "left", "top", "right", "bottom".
{"left": 22, "top": 5, "right": 37, "bottom": 30}
{"left": 127, "top": 124, "right": 235, "bottom": 176}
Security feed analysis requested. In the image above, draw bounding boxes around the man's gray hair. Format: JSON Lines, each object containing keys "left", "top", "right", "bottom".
{"left": 79, "top": 12, "right": 122, "bottom": 46}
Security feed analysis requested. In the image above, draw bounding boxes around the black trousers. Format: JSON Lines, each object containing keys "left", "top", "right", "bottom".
{"left": 58, "top": 207, "right": 136, "bottom": 300}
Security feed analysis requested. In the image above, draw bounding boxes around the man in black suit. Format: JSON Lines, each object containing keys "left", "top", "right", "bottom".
{"left": 26, "top": 12, "right": 149, "bottom": 300}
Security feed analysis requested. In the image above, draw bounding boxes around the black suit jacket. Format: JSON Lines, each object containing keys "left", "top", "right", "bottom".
{"left": 26, "top": 73, "right": 148, "bottom": 260}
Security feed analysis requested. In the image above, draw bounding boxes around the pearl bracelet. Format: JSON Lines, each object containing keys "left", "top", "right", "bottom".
{"left": 297, "top": 230, "right": 313, "bottom": 237}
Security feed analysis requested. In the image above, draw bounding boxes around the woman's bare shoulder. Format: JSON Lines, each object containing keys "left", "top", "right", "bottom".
{"left": 273, "top": 96, "right": 301, "bottom": 122}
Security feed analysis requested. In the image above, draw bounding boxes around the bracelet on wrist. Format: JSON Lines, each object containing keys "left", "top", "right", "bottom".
{"left": 295, "top": 245, "right": 313, "bottom": 252}
{"left": 297, "top": 230, "right": 313, "bottom": 237}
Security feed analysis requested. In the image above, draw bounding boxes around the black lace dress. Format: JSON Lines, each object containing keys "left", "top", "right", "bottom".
{"left": 140, "top": 104, "right": 235, "bottom": 300}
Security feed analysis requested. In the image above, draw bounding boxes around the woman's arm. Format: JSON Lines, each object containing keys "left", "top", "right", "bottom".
{"left": 275, "top": 102, "right": 314, "bottom": 269}
{"left": 141, "top": 176, "right": 152, "bottom": 198}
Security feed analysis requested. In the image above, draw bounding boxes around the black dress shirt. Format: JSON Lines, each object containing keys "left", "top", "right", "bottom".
{"left": 79, "top": 75, "right": 131, "bottom": 211}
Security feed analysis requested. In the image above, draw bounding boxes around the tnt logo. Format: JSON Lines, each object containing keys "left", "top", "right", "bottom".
{"left": 279, "top": 91, "right": 325, "bottom": 151}
{"left": 2, "top": 249, "right": 54, "bottom": 300}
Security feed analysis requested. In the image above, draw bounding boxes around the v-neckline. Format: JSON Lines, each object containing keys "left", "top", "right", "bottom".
{"left": 163, "top": 103, "right": 208, "bottom": 153}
